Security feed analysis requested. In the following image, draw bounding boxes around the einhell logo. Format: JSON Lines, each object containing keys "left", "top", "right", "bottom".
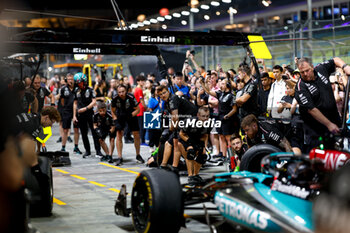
{"left": 140, "top": 36, "right": 175, "bottom": 43}
{"left": 73, "top": 48, "right": 101, "bottom": 54}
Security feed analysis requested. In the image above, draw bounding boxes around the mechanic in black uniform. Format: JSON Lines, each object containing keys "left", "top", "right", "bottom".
{"left": 72, "top": 73, "right": 102, "bottom": 158}
{"left": 201, "top": 77, "right": 239, "bottom": 159}
{"left": 93, "top": 102, "right": 116, "bottom": 163}
{"left": 31, "top": 75, "right": 55, "bottom": 113}
{"left": 235, "top": 65, "right": 260, "bottom": 118}
{"left": 241, "top": 114, "right": 292, "bottom": 152}
{"left": 295, "top": 57, "right": 350, "bottom": 152}
{"left": 60, "top": 73, "right": 82, "bottom": 154}
{"left": 111, "top": 84, "right": 145, "bottom": 166}
{"left": 157, "top": 85, "right": 198, "bottom": 171}
{"left": 178, "top": 106, "right": 210, "bottom": 185}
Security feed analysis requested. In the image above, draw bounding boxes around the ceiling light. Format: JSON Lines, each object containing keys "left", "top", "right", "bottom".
{"left": 216, "top": 11, "right": 221, "bottom": 16}
{"left": 204, "top": 15, "right": 210, "bottom": 20}
{"left": 173, "top": 12, "right": 181, "bottom": 18}
{"left": 181, "top": 20, "right": 187, "bottom": 25}
{"left": 130, "top": 23, "right": 138, "bottom": 28}
{"left": 162, "top": 24, "right": 167, "bottom": 29}
{"left": 190, "top": 8, "right": 200, "bottom": 13}
{"left": 157, "top": 16, "right": 165, "bottom": 22}
{"left": 137, "top": 22, "right": 144, "bottom": 27}
{"left": 341, "top": 15, "right": 346, "bottom": 20}
{"left": 181, "top": 10, "right": 190, "bottom": 16}
{"left": 229, "top": 7, "right": 237, "bottom": 14}
{"left": 211, "top": 1, "right": 220, "bottom": 6}
{"left": 191, "top": 0, "right": 199, "bottom": 7}
{"left": 262, "top": 0, "right": 270, "bottom": 7}
{"left": 145, "top": 28, "right": 150, "bottom": 31}
{"left": 143, "top": 20, "right": 150, "bottom": 25}
{"left": 150, "top": 18, "right": 158, "bottom": 23}
{"left": 165, "top": 15, "right": 172, "bottom": 20}
{"left": 201, "top": 5, "right": 210, "bottom": 10}
{"left": 222, "top": 0, "right": 232, "bottom": 3}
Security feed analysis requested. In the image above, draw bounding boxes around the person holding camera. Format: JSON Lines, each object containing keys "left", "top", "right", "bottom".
{"left": 93, "top": 102, "right": 116, "bottom": 163}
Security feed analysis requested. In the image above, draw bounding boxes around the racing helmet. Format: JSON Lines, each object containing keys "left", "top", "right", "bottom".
{"left": 74, "top": 72, "right": 88, "bottom": 89}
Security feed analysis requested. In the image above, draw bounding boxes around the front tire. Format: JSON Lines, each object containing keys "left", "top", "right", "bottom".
{"left": 131, "top": 169, "right": 183, "bottom": 233}
{"left": 240, "top": 144, "right": 282, "bottom": 172}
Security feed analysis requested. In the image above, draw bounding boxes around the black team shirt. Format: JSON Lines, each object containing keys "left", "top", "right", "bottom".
{"left": 74, "top": 87, "right": 96, "bottom": 116}
{"left": 111, "top": 93, "right": 138, "bottom": 118}
{"left": 295, "top": 59, "right": 341, "bottom": 135}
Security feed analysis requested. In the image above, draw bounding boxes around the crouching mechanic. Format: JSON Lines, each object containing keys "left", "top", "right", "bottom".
{"left": 241, "top": 114, "right": 292, "bottom": 152}
{"left": 178, "top": 106, "right": 210, "bottom": 185}
{"left": 93, "top": 102, "right": 116, "bottom": 163}
{"left": 15, "top": 106, "right": 61, "bottom": 167}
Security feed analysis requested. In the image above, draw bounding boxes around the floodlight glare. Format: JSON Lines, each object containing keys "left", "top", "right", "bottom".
{"left": 211, "top": 1, "right": 220, "bottom": 6}
{"left": 201, "top": 5, "right": 210, "bottom": 10}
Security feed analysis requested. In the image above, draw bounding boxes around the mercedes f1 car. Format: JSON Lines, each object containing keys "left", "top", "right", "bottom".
{"left": 115, "top": 145, "right": 350, "bottom": 233}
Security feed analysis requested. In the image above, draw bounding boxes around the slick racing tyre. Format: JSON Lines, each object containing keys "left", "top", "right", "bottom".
{"left": 24, "top": 156, "right": 53, "bottom": 217}
{"left": 131, "top": 169, "right": 183, "bottom": 233}
{"left": 240, "top": 144, "right": 282, "bottom": 172}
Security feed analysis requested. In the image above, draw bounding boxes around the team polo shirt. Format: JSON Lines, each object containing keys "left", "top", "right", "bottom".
{"left": 111, "top": 93, "right": 138, "bottom": 118}
{"left": 295, "top": 59, "right": 341, "bottom": 134}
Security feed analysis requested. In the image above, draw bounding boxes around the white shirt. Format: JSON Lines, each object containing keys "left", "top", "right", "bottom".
{"left": 267, "top": 79, "right": 289, "bottom": 119}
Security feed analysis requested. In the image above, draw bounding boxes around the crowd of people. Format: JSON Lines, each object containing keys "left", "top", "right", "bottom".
{"left": 9, "top": 51, "right": 350, "bottom": 185}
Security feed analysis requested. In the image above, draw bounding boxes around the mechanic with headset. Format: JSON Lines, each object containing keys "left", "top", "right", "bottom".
{"left": 93, "top": 101, "right": 116, "bottom": 163}
{"left": 178, "top": 106, "right": 210, "bottom": 185}
{"left": 111, "top": 84, "right": 145, "bottom": 166}
{"left": 73, "top": 72, "right": 102, "bottom": 158}
{"left": 241, "top": 114, "right": 292, "bottom": 152}
{"left": 60, "top": 73, "right": 82, "bottom": 155}
{"left": 200, "top": 76, "right": 239, "bottom": 160}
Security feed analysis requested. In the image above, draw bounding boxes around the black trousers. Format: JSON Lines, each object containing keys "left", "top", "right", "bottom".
{"left": 148, "top": 129, "right": 162, "bottom": 147}
{"left": 137, "top": 115, "right": 145, "bottom": 143}
{"left": 78, "top": 113, "right": 100, "bottom": 153}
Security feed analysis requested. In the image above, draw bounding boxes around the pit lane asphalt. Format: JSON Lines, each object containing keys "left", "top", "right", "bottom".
{"left": 31, "top": 124, "right": 226, "bottom": 233}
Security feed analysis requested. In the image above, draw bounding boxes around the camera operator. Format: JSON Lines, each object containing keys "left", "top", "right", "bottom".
{"left": 241, "top": 114, "right": 292, "bottom": 152}
{"left": 294, "top": 57, "right": 350, "bottom": 151}
{"left": 178, "top": 106, "right": 210, "bottom": 185}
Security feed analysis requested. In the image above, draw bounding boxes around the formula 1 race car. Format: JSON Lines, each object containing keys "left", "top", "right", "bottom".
{"left": 114, "top": 146, "right": 350, "bottom": 233}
